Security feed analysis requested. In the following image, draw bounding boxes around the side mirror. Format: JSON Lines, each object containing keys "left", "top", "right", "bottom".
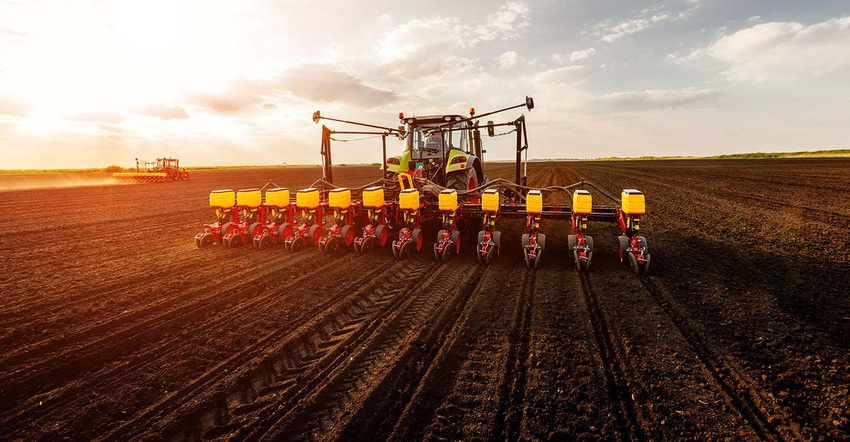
{"left": 487, "top": 121, "right": 495, "bottom": 137}
{"left": 525, "top": 96, "right": 534, "bottom": 110}
{"left": 312, "top": 110, "right": 321, "bottom": 123}
{"left": 397, "top": 126, "right": 406, "bottom": 140}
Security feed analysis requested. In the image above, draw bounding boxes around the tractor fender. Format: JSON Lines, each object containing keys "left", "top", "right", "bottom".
{"left": 385, "top": 151, "right": 410, "bottom": 174}
{"left": 446, "top": 151, "right": 483, "bottom": 185}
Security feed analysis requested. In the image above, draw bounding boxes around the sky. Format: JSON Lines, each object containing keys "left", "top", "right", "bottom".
{"left": 1, "top": 0, "right": 849, "bottom": 169}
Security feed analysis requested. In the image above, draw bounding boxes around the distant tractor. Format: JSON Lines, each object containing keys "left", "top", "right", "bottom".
{"left": 113, "top": 157, "right": 189, "bottom": 183}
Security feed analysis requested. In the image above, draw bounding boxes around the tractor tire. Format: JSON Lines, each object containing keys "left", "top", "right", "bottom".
{"left": 446, "top": 167, "right": 478, "bottom": 191}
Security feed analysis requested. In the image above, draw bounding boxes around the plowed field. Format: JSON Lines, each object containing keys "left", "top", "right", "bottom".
{"left": 1, "top": 159, "right": 848, "bottom": 441}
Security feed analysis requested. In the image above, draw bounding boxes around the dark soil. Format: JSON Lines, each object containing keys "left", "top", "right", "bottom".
{"left": 0, "top": 159, "right": 847, "bottom": 441}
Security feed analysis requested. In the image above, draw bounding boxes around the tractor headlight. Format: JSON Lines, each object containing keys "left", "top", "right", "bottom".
{"left": 386, "top": 158, "right": 401, "bottom": 165}
{"left": 450, "top": 156, "right": 467, "bottom": 164}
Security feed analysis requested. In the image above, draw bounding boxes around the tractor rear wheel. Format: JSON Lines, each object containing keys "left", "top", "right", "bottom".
{"left": 446, "top": 167, "right": 478, "bottom": 191}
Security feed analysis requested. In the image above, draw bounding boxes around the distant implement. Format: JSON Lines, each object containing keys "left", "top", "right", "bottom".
{"left": 113, "top": 157, "right": 189, "bottom": 183}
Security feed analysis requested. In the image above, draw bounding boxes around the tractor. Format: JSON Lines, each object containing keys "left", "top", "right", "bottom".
{"left": 113, "top": 157, "right": 189, "bottom": 183}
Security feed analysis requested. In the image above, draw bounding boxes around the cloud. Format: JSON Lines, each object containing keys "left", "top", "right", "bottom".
{"left": 0, "top": 95, "right": 33, "bottom": 116}
{"left": 374, "top": 2, "right": 529, "bottom": 82}
{"left": 133, "top": 104, "right": 190, "bottom": 120}
{"left": 498, "top": 51, "right": 519, "bottom": 69}
{"left": 278, "top": 63, "right": 398, "bottom": 107}
{"left": 594, "top": 3, "right": 697, "bottom": 42}
{"left": 675, "top": 17, "right": 850, "bottom": 83}
{"left": 598, "top": 87, "right": 719, "bottom": 110}
{"left": 68, "top": 111, "right": 125, "bottom": 124}
{"left": 185, "top": 77, "right": 272, "bottom": 113}
{"left": 569, "top": 48, "right": 597, "bottom": 62}
{"left": 533, "top": 66, "right": 592, "bottom": 88}
{"left": 471, "top": 1, "right": 530, "bottom": 44}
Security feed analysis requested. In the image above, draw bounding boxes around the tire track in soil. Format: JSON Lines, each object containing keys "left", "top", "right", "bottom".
{"left": 0, "top": 248, "right": 338, "bottom": 400}
{"left": 104, "top": 254, "right": 443, "bottom": 442}
{"left": 386, "top": 245, "right": 532, "bottom": 442}
{"left": 0, "top": 250, "right": 382, "bottom": 439}
{"left": 493, "top": 268, "right": 534, "bottom": 442}
{"left": 638, "top": 277, "right": 803, "bottom": 441}
{"left": 579, "top": 273, "right": 644, "bottom": 440}
{"left": 236, "top": 255, "right": 483, "bottom": 441}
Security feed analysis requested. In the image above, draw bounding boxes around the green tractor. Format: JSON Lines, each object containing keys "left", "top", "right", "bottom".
{"left": 313, "top": 96, "right": 534, "bottom": 191}
{"left": 385, "top": 113, "right": 485, "bottom": 191}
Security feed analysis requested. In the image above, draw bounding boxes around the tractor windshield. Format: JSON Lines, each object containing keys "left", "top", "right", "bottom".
{"left": 410, "top": 122, "right": 468, "bottom": 157}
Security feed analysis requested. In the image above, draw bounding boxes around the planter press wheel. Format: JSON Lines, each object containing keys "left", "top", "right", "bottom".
{"left": 220, "top": 222, "right": 235, "bottom": 248}
{"left": 375, "top": 224, "right": 388, "bottom": 247}
{"left": 227, "top": 233, "right": 243, "bottom": 248}
{"left": 290, "top": 236, "right": 305, "bottom": 253}
{"left": 308, "top": 225, "right": 324, "bottom": 246}
{"left": 485, "top": 231, "right": 501, "bottom": 265}
{"left": 362, "top": 237, "right": 374, "bottom": 254}
{"left": 618, "top": 235, "right": 629, "bottom": 263}
{"left": 521, "top": 234, "right": 530, "bottom": 268}
{"left": 412, "top": 228, "right": 423, "bottom": 252}
{"left": 257, "top": 233, "right": 273, "bottom": 250}
{"left": 533, "top": 234, "right": 545, "bottom": 270}
{"left": 398, "top": 241, "right": 412, "bottom": 260}
{"left": 197, "top": 233, "right": 214, "bottom": 249}
{"left": 248, "top": 223, "right": 264, "bottom": 249}
{"left": 322, "top": 237, "right": 339, "bottom": 254}
{"left": 341, "top": 225, "right": 355, "bottom": 248}
{"left": 450, "top": 231, "right": 461, "bottom": 255}
{"left": 476, "top": 231, "right": 485, "bottom": 264}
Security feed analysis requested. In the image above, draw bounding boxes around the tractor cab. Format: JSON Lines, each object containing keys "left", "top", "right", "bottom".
{"left": 388, "top": 114, "right": 482, "bottom": 190}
